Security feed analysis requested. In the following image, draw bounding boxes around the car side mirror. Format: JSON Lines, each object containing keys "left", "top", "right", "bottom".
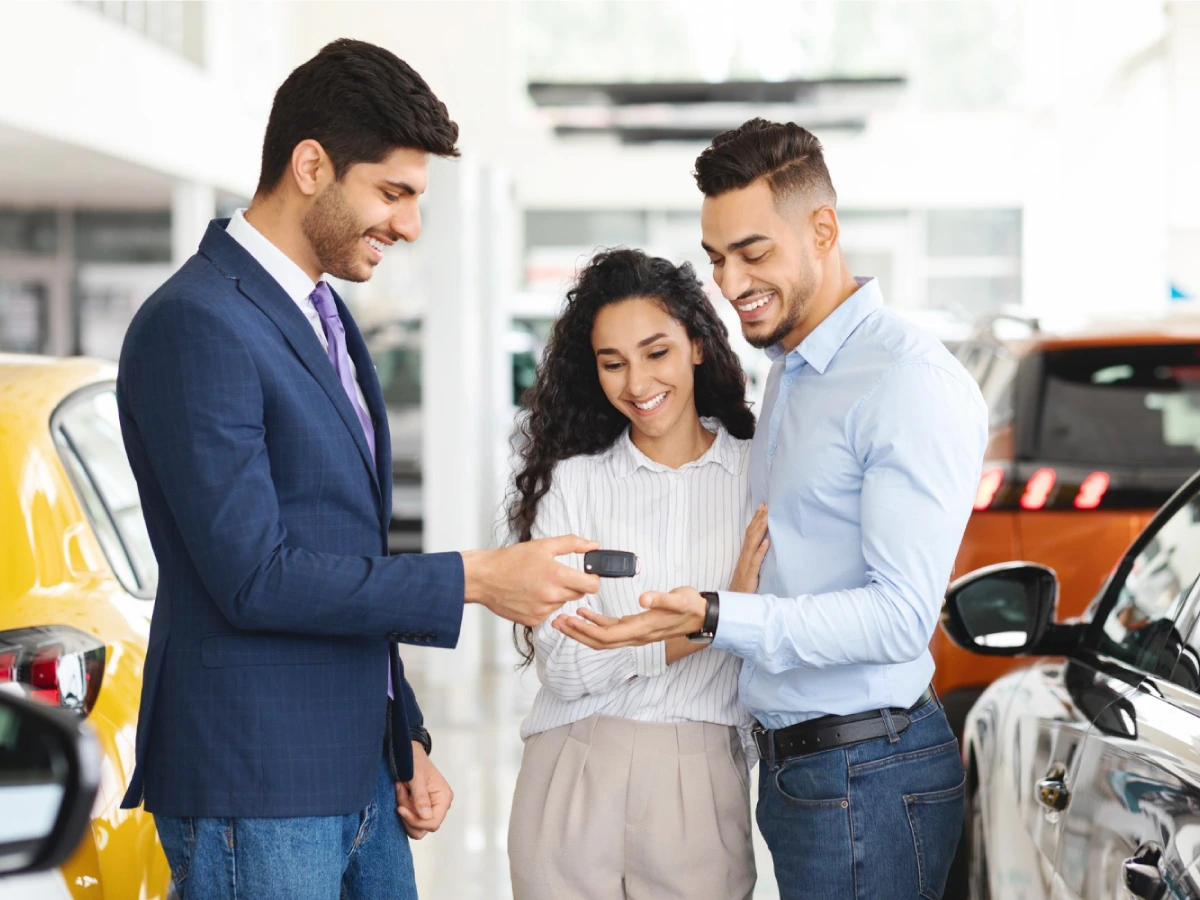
{"left": 942, "top": 562, "right": 1059, "bottom": 656}
{"left": 0, "top": 690, "right": 100, "bottom": 878}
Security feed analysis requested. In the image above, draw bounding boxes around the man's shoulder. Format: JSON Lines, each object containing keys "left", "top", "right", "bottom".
{"left": 134, "top": 255, "right": 233, "bottom": 318}
{"left": 120, "top": 256, "right": 249, "bottom": 376}
{"left": 852, "top": 308, "right": 977, "bottom": 393}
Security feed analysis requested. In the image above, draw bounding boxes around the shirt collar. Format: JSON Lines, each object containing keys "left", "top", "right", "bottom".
{"left": 766, "top": 276, "right": 883, "bottom": 374}
{"left": 225, "top": 208, "right": 319, "bottom": 306}
{"left": 609, "top": 417, "right": 740, "bottom": 478}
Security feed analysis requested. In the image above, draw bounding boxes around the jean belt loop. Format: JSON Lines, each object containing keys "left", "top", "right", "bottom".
{"left": 881, "top": 708, "right": 900, "bottom": 743}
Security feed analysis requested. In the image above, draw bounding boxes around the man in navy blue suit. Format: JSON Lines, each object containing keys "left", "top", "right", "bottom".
{"left": 116, "top": 39, "right": 599, "bottom": 899}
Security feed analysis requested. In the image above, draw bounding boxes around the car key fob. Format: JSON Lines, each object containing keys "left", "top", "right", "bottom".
{"left": 583, "top": 550, "right": 640, "bottom": 577}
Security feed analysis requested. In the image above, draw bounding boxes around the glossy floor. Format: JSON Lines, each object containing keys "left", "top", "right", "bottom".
{"left": 404, "top": 616, "right": 780, "bottom": 899}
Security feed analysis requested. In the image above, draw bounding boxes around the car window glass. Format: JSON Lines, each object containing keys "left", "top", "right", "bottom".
{"left": 1095, "top": 493, "right": 1200, "bottom": 676}
{"left": 57, "top": 441, "right": 139, "bottom": 590}
{"left": 55, "top": 389, "right": 157, "bottom": 596}
{"left": 956, "top": 342, "right": 995, "bottom": 386}
{"left": 981, "top": 351, "right": 1018, "bottom": 426}
{"left": 1036, "top": 345, "right": 1200, "bottom": 468}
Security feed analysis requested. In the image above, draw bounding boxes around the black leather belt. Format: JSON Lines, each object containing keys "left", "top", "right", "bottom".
{"left": 753, "top": 687, "right": 937, "bottom": 763}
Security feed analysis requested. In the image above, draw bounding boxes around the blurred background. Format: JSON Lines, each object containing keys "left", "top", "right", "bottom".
{"left": 2, "top": 1, "right": 1199, "bottom": 897}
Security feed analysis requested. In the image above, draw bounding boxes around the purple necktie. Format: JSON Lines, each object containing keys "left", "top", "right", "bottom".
{"left": 308, "top": 281, "right": 391, "bottom": 699}
{"left": 309, "top": 281, "right": 376, "bottom": 464}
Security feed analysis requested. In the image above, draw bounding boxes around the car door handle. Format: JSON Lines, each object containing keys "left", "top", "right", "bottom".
{"left": 1123, "top": 842, "right": 1166, "bottom": 900}
{"left": 1035, "top": 764, "right": 1071, "bottom": 812}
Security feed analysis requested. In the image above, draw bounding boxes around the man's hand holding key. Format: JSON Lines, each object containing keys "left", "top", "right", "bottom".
{"left": 461, "top": 535, "right": 601, "bottom": 626}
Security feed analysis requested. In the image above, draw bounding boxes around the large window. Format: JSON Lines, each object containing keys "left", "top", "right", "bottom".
{"left": 0, "top": 281, "right": 48, "bottom": 354}
{"left": 54, "top": 387, "right": 157, "bottom": 598}
{"left": 0, "top": 210, "right": 57, "bottom": 255}
{"left": 923, "top": 209, "right": 1022, "bottom": 319}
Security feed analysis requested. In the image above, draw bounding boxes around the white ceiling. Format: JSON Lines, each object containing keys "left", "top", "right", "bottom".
{"left": 0, "top": 123, "right": 177, "bottom": 208}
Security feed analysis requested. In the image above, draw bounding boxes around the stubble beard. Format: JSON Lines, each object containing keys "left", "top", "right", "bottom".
{"left": 743, "top": 269, "right": 818, "bottom": 349}
{"left": 302, "top": 182, "right": 370, "bottom": 283}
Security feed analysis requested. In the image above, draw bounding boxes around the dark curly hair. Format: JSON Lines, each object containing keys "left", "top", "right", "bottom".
{"left": 509, "top": 247, "right": 755, "bottom": 666}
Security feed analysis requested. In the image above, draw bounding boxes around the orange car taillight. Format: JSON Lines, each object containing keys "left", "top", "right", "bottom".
{"left": 1020, "top": 468, "right": 1058, "bottom": 510}
{"left": 974, "top": 467, "right": 1006, "bottom": 510}
{"left": 1074, "top": 471, "right": 1111, "bottom": 510}
{"left": 0, "top": 627, "right": 106, "bottom": 717}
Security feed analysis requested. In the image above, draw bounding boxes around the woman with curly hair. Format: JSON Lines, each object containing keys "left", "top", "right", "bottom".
{"left": 506, "top": 248, "right": 767, "bottom": 900}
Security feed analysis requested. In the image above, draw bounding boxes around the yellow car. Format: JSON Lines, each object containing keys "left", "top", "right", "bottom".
{"left": 0, "top": 354, "right": 171, "bottom": 899}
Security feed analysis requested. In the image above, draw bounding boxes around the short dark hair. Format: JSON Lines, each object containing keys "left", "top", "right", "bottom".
{"left": 693, "top": 118, "right": 836, "bottom": 207}
{"left": 256, "top": 38, "right": 460, "bottom": 196}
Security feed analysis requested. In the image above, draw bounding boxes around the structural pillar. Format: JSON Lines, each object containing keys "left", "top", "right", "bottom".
{"left": 171, "top": 181, "right": 216, "bottom": 267}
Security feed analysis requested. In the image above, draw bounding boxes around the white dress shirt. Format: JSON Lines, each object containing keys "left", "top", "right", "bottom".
{"left": 225, "top": 209, "right": 369, "bottom": 414}
{"left": 521, "top": 419, "right": 757, "bottom": 753}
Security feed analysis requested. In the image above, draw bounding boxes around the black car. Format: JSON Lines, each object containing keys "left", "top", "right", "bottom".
{"left": 944, "top": 469, "right": 1200, "bottom": 899}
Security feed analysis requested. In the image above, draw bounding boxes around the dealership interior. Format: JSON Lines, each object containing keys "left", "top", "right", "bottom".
{"left": 5, "top": 2, "right": 1200, "bottom": 898}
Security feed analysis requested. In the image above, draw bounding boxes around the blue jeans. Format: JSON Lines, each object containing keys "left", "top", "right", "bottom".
{"left": 155, "top": 755, "right": 415, "bottom": 899}
{"left": 755, "top": 697, "right": 964, "bottom": 900}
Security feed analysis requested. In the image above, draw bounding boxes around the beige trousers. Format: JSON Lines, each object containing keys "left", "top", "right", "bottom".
{"left": 508, "top": 715, "right": 756, "bottom": 900}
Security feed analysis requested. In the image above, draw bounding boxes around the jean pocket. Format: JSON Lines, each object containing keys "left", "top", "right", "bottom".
{"left": 904, "top": 777, "right": 966, "bottom": 900}
{"left": 772, "top": 754, "right": 850, "bottom": 810}
{"left": 154, "top": 816, "right": 195, "bottom": 891}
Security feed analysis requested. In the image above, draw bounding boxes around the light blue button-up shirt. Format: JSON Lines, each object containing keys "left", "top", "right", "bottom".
{"left": 712, "top": 277, "right": 988, "bottom": 729}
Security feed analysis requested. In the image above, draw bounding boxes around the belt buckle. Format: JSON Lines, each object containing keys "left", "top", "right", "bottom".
{"left": 752, "top": 724, "right": 773, "bottom": 766}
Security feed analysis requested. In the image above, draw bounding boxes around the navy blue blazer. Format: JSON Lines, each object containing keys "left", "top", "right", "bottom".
{"left": 116, "top": 219, "right": 463, "bottom": 818}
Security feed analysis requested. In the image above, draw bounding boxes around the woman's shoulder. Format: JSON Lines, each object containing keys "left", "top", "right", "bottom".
{"left": 704, "top": 418, "right": 753, "bottom": 469}
{"left": 548, "top": 447, "right": 615, "bottom": 490}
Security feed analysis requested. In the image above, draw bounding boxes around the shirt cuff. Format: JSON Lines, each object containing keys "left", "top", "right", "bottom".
{"left": 711, "top": 590, "right": 766, "bottom": 662}
{"left": 634, "top": 640, "right": 667, "bottom": 678}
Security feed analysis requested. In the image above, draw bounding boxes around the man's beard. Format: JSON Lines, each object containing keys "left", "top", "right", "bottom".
{"left": 743, "top": 269, "right": 817, "bottom": 349}
{"left": 301, "top": 181, "right": 368, "bottom": 283}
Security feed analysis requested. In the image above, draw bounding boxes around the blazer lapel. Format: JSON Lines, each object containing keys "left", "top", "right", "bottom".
{"left": 199, "top": 222, "right": 381, "bottom": 501}
{"left": 335, "top": 288, "right": 393, "bottom": 526}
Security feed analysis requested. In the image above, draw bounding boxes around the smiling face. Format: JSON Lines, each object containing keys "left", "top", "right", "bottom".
{"left": 300, "top": 147, "right": 428, "bottom": 283}
{"left": 700, "top": 178, "right": 826, "bottom": 351}
{"left": 591, "top": 297, "right": 703, "bottom": 447}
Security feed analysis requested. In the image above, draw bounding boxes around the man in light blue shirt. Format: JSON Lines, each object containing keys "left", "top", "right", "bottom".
{"left": 557, "top": 119, "right": 987, "bottom": 899}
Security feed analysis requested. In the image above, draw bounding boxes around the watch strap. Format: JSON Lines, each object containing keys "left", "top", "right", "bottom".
{"left": 687, "top": 591, "right": 720, "bottom": 642}
{"left": 410, "top": 725, "right": 432, "bottom": 757}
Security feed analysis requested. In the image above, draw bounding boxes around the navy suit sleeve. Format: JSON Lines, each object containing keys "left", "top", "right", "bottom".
{"left": 119, "top": 295, "right": 464, "bottom": 644}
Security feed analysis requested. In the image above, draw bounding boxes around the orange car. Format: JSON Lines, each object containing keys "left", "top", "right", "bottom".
{"left": 934, "top": 312, "right": 1200, "bottom": 733}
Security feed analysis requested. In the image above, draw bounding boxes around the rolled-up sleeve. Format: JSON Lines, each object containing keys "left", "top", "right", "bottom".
{"left": 713, "top": 363, "right": 987, "bottom": 673}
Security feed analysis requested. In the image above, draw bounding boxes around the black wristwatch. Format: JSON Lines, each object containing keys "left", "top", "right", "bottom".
{"left": 410, "top": 725, "right": 432, "bottom": 757}
{"left": 687, "top": 592, "right": 720, "bottom": 644}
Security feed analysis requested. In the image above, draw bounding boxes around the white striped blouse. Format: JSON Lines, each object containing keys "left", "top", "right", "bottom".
{"left": 520, "top": 418, "right": 757, "bottom": 749}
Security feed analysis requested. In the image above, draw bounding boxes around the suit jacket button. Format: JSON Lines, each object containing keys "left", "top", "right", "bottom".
{"left": 387, "top": 632, "right": 400, "bottom": 641}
